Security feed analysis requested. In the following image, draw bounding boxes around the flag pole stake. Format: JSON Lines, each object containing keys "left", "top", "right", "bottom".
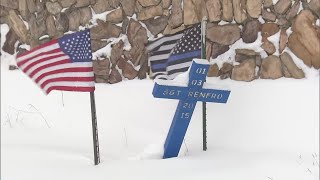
{"left": 201, "top": 16, "right": 208, "bottom": 151}
{"left": 90, "top": 91, "right": 100, "bottom": 165}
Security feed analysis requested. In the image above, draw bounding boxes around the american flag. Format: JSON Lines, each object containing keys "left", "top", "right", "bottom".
{"left": 147, "top": 24, "right": 201, "bottom": 80}
{"left": 16, "top": 29, "right": 95, "bottom": 94}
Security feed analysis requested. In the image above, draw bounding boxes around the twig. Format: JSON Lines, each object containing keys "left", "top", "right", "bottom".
{"left": 123, "top": 128, "right": 128, "bottom": 148}
{"left": 312, "top": 153, "right": 319, "bottom": 167}
{"left": 5, "top": 112, "right": 13, "bottom": 128}
{"left": 306, "top": 168, "right": 312, "bottom": 174}
{"left": 61, "top": 92, "right": 64, "bottom": 107}
{"left": 27, "top": 104, "right": 51, "bottom": 128}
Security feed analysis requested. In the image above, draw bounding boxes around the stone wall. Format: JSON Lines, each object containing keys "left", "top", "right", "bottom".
{"left": 1, "top": 0, "right": 319, "bottom": 83}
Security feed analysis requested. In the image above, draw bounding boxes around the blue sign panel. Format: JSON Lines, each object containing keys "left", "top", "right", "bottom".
{"left": 152, "top": 59, "right": 231, "bottom": 159}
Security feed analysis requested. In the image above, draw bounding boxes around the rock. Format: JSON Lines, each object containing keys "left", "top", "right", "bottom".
{"left": 263, "top": 0, "right": 273, "bottom": 8}
{"left": 280, "top": 52, "right": 305, "bottom": 79}
{"left": 0, "top": 0, "right": 18, "bottom": 9}
{"left": 220, "top": 63, "right": 233, "bottom": 74}
{"left": 137, "top": 4, "right": 163, "bottom": 20}
{"left": 235, "top": 49, "right": 257, "bottom": 63}
{"left": 0, "top": 6, "right": 9, "bottom": 17}
{"left": 67, "top": 10, "right": 80, "bottom": 31}
{"left": 288, "top": 10, "right": 320, "bottom": 69}
{"left": 242, "top": 20, "right": 261, "bottom": 43}
{"left": 46, "top": 15, "right": 58, "bottom": 37}
{"left": 2, "top": 29, "right": 19, "bottom": 55}
{"left": 211, "top": 42, "right": 230, "bottom": 59}
{"left": 26, "top": 0, "right": 37, "bottom": 14}
{"left": 92, "top": 0, "right": 112, "bottom": 13}
{"left": 246, "top": 0, "right": 262, "bottom": 18}
{"left": 282, "top": 64, "right": 291, "bottom": 77}
{"left": 79, "top": 7, "right": 92, "bottom": 26}
{"left": 286, "top": 0, "right": 300, "bottom": 20}
{"left": 110, "top": 40, "right": 124, "bottom": 65}
{"left": 277, "top": 17, "right": 290, "bottom": 28}
{"left": 123, "top": 50, "right": 132, "bottom": 60}
{"left": 128, "top": 43, "right": 141, "bottom": 66}
{"left": 261, "top": 23, "right": 279, "bottom": 37}
{"left": 9, "top": 65, "right": 19, "bottom": 71}
{"left": 221, "top": 0, "right": 233, "bottom": 22}
{"left": 231, "top": 59, "right": 256, "bottom": 81}
{"left": 127, "top": 19, "right": 148, "bottom": 48}
{"left": 35, "top": 0, "right": 46, "bottom": 13}
{"left": 163, "top": 0, "right": 172, "bottom": 9}
{"left": 109, "top": 68, "right": 122, "bottom": 84}
{"left": 262, "top": 8, "right": 277, "bottom": 22}
{"left": 7, "top": 10, "right": 29, "bottom": 43}
{"left": 95, "top": 76, "right": 107, "bottom": 83}
{"left": 136, "top": 0, "right": 144, "bottom": 11}
{"left": 260, "top": 55, "right": 283, "bottom": 79}
{"left": 207, "top": 64, "right": 220, "bottom": 77}
{"left": 206, "top": 0, "right": 221, "bottom": 22}
{"left": 184, "top": 0, "right": 208, "bottom": 25}
{"left": 261, "top": 39, "right": 276, "bottom": 55}
{"left": 168, "top": 0, "right": 183, "bottom": 28}
{"left": 143, "top": 16, "right": 168, "bottom": 35}
{"left": 235, "top": 49, "right": 257, "bottom": 56}
{"left": 0, "top": 16, "right": 9, "bottom": 24}
{"left": 308, "top": 0, "right": 320, "bottom": 17}
{"left": 255, "top": 54, "right": 262, "bottom": 67}
{"left": 122, "top": 17, "right": 129, "bottom": 34}
{"left": 288, "top": 33, "right": 313, "bottom": 67}
{"left": 279, "top": 28, "right": 288, "bottom": 53}
{"left": 129, "top": 46, "right": 145, "bottom": 66}
{"left": 233, "top": 0, "right": 247, "bottom": 24}
{"left": 118, "top": 58, "right": 138, "bottom": 80}
{"left": 55, "top": 13, "right": 69, "bottom": 32}
{"left": 138, "top": 52, "right": 149, "bottom": 79}
{"left": 207, "top": 24, "right": 241, "bottom": 45}
{"left": 120, "top": 0, "right": 136, "bottom": 16}
{"left": 93, "top": 58, "right": 110, "bottom": 76}
{"left": 91, "top": 19, "right": 122, "bottom": 40}
{"left": 109, "top": 0, "right": 120, "bottom": 8}
{"left": 106, "top": 8, "right": 123, "bottom": 24}
{"left": 29, "top": 38, "right": 40, "bottom": 49}
{"left": 91, "top": 40, "right": 110, "bottom": 52}
{"left": 137, "top": 0, "right": 161, "bottom": 7}
{"left": 75, "top": 0, "right": 91, "bottom": 8}
{"left": 19, "top": 0, "right": 30, "bottom": 20}
{"left": 274, "top": 0, "right": 292, "bottom": 14}
{"left": 93, "top": 58, "right": 110, "bottom": 83}
{"left": 46, "top": 1, "right": 62, "bottom": 15}
{"left": 163, "top": 24, "right": 185, "bottom": 35}
{"left": 58, "top": 0, "right": 76, "bottom": 8}
{"left": 206, "top": 42, "right": 212, "bottom": 60}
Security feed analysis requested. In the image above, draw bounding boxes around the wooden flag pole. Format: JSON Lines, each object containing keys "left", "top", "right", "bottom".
{"left": 90, "top": 91, "right": 100, "bottom": 165}
{"left": 201, "top": 17, "right": 208, "bottom": 151}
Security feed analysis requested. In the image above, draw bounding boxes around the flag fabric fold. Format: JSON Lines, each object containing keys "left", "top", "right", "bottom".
{"left": 147, "top": 24, "right": 201, "bottom": 80}
{"left": 16, "top": 29, "right": 95, "bottom": 94}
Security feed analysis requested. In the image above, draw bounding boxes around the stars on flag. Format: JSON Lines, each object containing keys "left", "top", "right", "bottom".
{"left": 59, "top": 30, "right": 93, "bottom": 62}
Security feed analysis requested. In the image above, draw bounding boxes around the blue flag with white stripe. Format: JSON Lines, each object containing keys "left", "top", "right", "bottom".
{"left": 147, "top": 24, "right": 201, "bottom": 80}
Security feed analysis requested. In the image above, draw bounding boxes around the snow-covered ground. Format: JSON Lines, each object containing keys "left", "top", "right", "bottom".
{"left": 1, "top": 54, "right": 319, "bottom": 180}
{"left": 1, "top": 23, "right": 319, "bottom": 179}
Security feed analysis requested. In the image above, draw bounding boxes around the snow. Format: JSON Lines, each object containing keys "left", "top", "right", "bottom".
{"left": 1, "top": 23, "right": 319, "bottom": 180}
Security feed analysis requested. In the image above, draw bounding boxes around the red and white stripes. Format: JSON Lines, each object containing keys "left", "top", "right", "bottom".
{"left": 16, "top": 40, "right": 95, "bottom": 94}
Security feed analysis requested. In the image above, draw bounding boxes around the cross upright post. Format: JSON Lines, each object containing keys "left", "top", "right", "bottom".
{"left": 153, "top": 59, "right": 231, "bottom": 159}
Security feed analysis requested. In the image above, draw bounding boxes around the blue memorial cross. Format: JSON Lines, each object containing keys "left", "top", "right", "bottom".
{"left": 152, "top": 59, "right": 231, "bottom": 159}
